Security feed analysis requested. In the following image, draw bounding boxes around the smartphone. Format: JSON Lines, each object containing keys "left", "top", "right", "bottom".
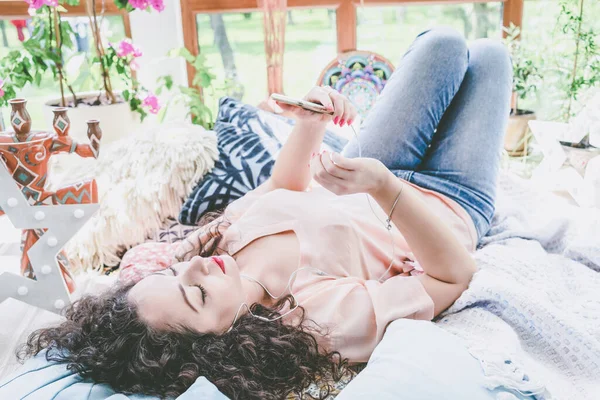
{"left": 270, "top": 93, "right": 334, "bottom": 115}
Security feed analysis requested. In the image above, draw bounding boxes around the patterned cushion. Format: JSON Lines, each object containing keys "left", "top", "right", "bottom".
{"left": 147, "top": 217, "right": 198, "bottom": 244}
{"left": 179, "top": 97, "right": 348, "bottom": 226}
{"left": 119, "top": 242, "right": 178, "bottom": 284}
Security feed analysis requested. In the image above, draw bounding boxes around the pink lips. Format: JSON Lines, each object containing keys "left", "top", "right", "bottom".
{"left": 211, "top": 256, "right": 226, "bottom": 274}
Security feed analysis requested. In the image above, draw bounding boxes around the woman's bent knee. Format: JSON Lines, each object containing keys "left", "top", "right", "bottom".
{"left": 415, "top": 26, "right": 468, "bottom": 63}
{"left": 469, "top": 39, "right": 512, "bottom": 82}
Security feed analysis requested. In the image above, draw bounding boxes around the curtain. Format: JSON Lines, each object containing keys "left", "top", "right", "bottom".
{"left": 258, "top": 0, "right": 287, "bottom": 95}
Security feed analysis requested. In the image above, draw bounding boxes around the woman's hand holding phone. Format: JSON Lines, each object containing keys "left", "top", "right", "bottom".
{"left": 273, "top": 86, "right": 358, "bottom": 127}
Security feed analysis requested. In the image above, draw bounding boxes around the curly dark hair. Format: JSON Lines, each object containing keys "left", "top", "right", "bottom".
{"left": 18, "top": 211, "right": 349, "bottom": 399}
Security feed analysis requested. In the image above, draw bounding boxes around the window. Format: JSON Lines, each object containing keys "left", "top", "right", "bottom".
{"left": 357, "top": 3, "right": 502, "bottom": 65}
{"left": 1, "top": 16, "right": 129, "bottom": 130}
{"left": 520, "top": 0, "right": 600, "bottom": 119}
{"left": 196, "top": 12, "right": 268, "bottom": 112}
{"left": 283, "top": 9, "right": 337, "bottom": 98}
{"left": 196, "top": 9, "right": 337, "bottom": 112}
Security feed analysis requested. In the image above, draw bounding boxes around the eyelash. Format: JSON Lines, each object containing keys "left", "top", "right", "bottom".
{"left": 195, "top": 285, "right": 207, "bottom": 304}
{"left": 169, "top": 267, "right": 206, "bottom": 304}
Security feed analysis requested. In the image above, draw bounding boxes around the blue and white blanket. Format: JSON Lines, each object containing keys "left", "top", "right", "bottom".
{"left": 438, "top": 174, "right": 600, "bottom": 400}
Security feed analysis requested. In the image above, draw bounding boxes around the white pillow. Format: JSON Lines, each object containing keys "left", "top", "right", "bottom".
{"left": 337, "top": 319, "right": 527, "bottom": 400}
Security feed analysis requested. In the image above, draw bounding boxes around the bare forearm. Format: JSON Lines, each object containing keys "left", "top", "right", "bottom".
{"left": 371, "top": 172, "right": 476, "bottom": 285}
{"left": 270, "top": 120, "right": 327, "bottom": 191}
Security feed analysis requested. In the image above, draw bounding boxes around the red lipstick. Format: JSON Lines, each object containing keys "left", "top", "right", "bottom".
{"left": 211, "top": 256, "right": 225, "bottom": 274}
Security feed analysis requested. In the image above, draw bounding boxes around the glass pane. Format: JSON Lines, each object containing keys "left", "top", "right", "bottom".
{"left": 197, "top": 12, "right": 267, "bottom": 114}
{"left": 283, "top": 9, "right": 337, "bottom": 98}
{"left": 521, "top": 0, "right": 600, "bottom": 120}
{"left": 357, "top": 3, "right": 502, "bottom": 65}
{"left": 1, "top": 16, "right": 128, "bottom": 130}
{"left": 197, "top": 9, "right": 337, "bottom": 114}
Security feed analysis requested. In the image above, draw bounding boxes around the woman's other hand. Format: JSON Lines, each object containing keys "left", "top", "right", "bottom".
{"left": 310, "top": 150, "right": 394, "bottom": 196}
{"left": 274, "top": 86, "right": 358, "bottom": 126}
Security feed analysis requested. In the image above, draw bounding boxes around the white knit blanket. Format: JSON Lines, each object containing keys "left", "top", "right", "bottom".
{"left": 437, "top": 174, "right": 600, "bottom": 400}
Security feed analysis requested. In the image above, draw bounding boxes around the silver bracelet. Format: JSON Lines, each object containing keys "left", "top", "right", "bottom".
{"left": 385, "top": 184, "right": 404, "bottom": 230}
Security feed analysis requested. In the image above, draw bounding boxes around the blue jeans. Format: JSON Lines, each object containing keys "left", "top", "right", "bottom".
{"left": 343, "top": 27, "right": 512, "bottom": 240}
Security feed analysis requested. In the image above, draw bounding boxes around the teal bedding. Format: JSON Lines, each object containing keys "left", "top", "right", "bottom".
{"left": 0, "top": 350, "right": 228, "bottom": 400}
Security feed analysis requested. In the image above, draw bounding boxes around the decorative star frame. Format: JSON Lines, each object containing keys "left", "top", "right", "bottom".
{"left": 528, "top": 120, "right": 600, "bottom": 208}
{"left": 0, "top": 161, "right": 99, "bottom": 314}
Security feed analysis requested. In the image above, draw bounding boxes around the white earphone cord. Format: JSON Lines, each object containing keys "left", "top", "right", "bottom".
{"left": 228, "top": 123, "right": 398, "bottom": 330}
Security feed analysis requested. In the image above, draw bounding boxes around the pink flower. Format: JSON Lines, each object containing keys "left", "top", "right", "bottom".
{"left": 148, "top": 0, "right": 164, "bottom": 12}
{"left": 25, "top": 0, "right": 57, "bottom": 11}
{"left": 127, "top": 0, "right": 164, "bottom": 12}
{"left": 142, "top": 93, "right": 160, "bottom": 114}
{"left": 0, "top": 78, "right": 5, "bottom": 98}
{"left": 116, "top": 39, "right": 142, "bottom": 58}
{"left": 128, "top": 0, "right": 148, "bottom": 9}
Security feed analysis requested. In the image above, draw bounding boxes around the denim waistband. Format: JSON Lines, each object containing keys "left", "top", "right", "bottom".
{"left": 392, "top": 169, "right": 494, "bottom": 240}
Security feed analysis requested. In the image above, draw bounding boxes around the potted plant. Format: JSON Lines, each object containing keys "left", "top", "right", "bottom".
{"left": 157, "top": 48, "right": 226, "bottom": 130}
{"left": 554, "top": 0, "right": 599, "bottom": 148}
{"left": 0, "top": 0, "right": 164, "bottom": 143}
{"left": 503, "top": 23, "right": 542, "bottom": 156}
{"left": 538, "top": 0, "right": 600, "bottom": 174}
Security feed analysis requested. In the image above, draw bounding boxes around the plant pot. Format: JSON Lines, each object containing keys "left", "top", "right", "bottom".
{"left": 504, "top": 109, "right": 536, "bottom": 156}
{"left": 44, "top": 91, "right": 141, "bottom": 145}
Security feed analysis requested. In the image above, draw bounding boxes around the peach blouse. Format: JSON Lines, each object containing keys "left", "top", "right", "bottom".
{"left": 222, "top": 181, "right": 477, "bottom": 362}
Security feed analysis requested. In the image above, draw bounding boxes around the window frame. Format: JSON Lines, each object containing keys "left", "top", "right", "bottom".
{"left": 181, "top": 0, "right": 523, "bottom": 89}
{"left": 0, "top": 1, "right": 132, "bottom": 38}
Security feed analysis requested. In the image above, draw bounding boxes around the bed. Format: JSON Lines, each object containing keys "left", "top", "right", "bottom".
{"left": 2, "top": 169, "right": 598, "bottom": 399}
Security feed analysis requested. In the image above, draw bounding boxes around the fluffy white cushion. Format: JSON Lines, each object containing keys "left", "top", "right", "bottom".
{"left": 49, "top": 122, "right": 218, "bottom": 272}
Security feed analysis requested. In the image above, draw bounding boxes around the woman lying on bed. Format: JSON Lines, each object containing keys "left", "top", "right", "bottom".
{"left": 20, "top": 28, "right": 511, "bottom": 400}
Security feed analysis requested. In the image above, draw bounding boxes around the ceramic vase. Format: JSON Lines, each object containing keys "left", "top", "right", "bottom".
{"left": 52, "top": 108, "right": 71, "bottom": 136}
{"left": 9, "top": 98, "right": 32, "bottom": 136}
{"left": 86, "top": 119, "right": 102, "bottom": 158}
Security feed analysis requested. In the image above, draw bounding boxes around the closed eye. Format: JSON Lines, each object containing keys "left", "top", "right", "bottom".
{"left": 168, "top": 267, "right": 205, "bottom": 305}
{"left": 195, "top": 285, "right": 207, "bottom": 304}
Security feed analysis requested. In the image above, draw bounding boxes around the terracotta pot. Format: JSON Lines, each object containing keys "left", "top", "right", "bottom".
{"left": 52, "top": 107, "right": 71, "bottom": 136}
{"left": 8, "top": 98, "right": 32, "bottom": 136}
{"left": 86, "top": 119, "right": 102, "bottom": 158}
{"left": 44, "top": 91, "right": 140, "bottom": 145}
{"left": 504, "top": 109, "right": 536, "bottom": 156}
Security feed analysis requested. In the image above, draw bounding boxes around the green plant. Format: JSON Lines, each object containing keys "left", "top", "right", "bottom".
{"left": 0, "top": 51, "right": 37, "bottom": 102}
{"left": 0, "top": 0, "right": 163, "bottom": 120}
{"left": 156, "top": 49, "right": 222, "bottom": 129}
{"left": 556, "top": 0, "right": 600, "bottom": 120}
{"left": 503, "top": 23, "right": 542, "bottom": 113}
{"left": 0, "top": 3, "right": 77, "bottom": 107}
